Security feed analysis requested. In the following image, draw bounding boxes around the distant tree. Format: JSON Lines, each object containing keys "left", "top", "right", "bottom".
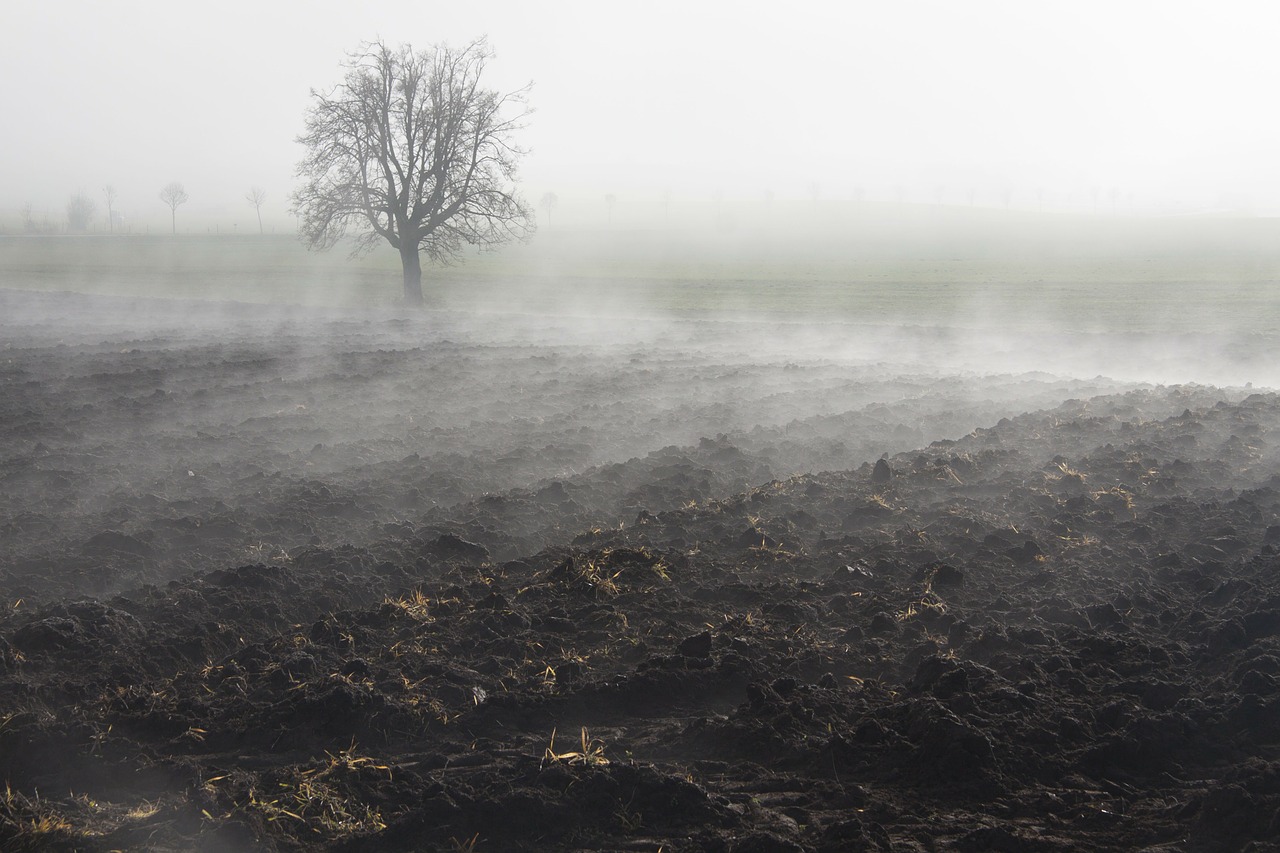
{"left": 966, "top": 187, "right": 977, "bottom": 206}
{"left": 1109, "top": 186, "right": 1121, "bottom": 213}
{"left": 852, "top": 185, "right": 865, "bottom": 204}
{"left": 808, "top": 181, "right": 820, "bottom": 207}
{"left": 66, "top": 192, "right": 97, "bottom": 232}
{"left": 159, "top": 182, "right": 189, "bottom": 234}
{"left": 103, "top": 185, "right": 118, "bottom": 234}
{"left": 293, "top": 38, "right": 533, "bottom": 305}
{"left": 1001, "top": 188, "right": 1013, "bottom": 209}
{"left": 764, "top": 188, "right": 775, "bottom": 214}
{"left": 245, "top": 187, "right": 267, "bottom": 234}
{"left": 933, "top": 184, "right": 945, "bottom": 206}
{"left": 539, "top": 192, "right": 558, "bottom": 229}
{"left": 21, "top": 202, "right": 34, "bottom": 233}
{"left": 604, "top": 193, "right": 617, "bottom": 225}
{"left": 661, "top": 189, "right": 671, "bottom": 223}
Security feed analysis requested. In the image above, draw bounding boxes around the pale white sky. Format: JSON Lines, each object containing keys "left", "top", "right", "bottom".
{"left": 4, "top": 0, "right": 1280, "bottom": 229}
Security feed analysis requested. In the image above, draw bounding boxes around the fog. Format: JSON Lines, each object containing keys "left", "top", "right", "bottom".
{"left": 2, "top": 0, "right": 1278, "bottom": 566}
{"left": 5, "top": 199, "right": 1278, "bottom": 387}
{"left": 4, "top": 1, "right": 1280, "bottom": 230}
{"left": 7, "top": 8, "right": 1280, "bottom": 844}
{"left": 4, "top": 1, "right": 1276, "bottom": 387}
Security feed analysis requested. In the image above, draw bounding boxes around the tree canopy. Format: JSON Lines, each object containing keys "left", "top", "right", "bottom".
{"left": 159, "top": 182, "right": 188, "bottom": 234}
{"left": 293, "top": 39, "right": 533, "bottom": 304}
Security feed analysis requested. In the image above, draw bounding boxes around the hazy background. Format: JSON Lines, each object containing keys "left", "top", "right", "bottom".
{"left": 5, "top": 0, "right": 1280, "bottom": 233}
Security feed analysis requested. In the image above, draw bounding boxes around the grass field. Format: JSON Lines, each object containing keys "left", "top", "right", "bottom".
{"left": 2, "top": 206, "right": 1278, "bottom": 333}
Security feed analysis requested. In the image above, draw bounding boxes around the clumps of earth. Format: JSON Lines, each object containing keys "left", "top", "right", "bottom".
{"left": 2, "top": 292, "right": 1279, "bottom": 851}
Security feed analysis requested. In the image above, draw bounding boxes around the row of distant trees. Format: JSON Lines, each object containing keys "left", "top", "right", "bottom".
{"left": 535, "top": 184, "right": 1137, "bottom": 228}
{"left": 22, "top": 179, "right": 1137, "bottom": 238}
{"left": 23, "top": 184, "right": 270, "bottom": 235}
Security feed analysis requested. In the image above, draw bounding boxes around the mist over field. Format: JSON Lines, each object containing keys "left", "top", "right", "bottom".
{"left": 4, "top": 3, "right": 1280, "bottom": 851}
{"left": 5, "top": 204, "right": 1279, "bottom": 387}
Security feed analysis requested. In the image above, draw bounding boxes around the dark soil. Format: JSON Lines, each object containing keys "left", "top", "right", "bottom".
{"left": 3, "top": 290, "right": 1279, "bottom": 851}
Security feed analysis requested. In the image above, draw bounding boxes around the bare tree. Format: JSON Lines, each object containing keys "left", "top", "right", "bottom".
{"left": 66, "top": 192, "right": 97, "bottom": 232}
{"left": 245, "top": 187, "right": 267, "bottom": 234}
{"left": 22, "top": 204, "right": 57, "bottom": 234}
{"left": 604, "top": 193, "right": 617, "bottom": 225}
{"left": 539, "top": 191, "right": 558, "bottom": 229}
{"left": 103, "top": 185, "right": 118, "bottom": 234}
{"left": 293, "top": 39, "right": 533, "bottom": 304}
{"left": 159, "top": 182, "right": 189, "bottom": 234}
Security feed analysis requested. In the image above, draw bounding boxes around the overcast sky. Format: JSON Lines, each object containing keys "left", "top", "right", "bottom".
{"left": 4, "top": 0, "right": 1280, "bottom": 229}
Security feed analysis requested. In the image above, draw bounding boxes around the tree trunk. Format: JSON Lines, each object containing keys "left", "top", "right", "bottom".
{"left": 256, "top": 208, "right": 263, "bottom": 235}
{"left": 171, "top": 209, "right": 176, "bottom": 235}
{"left": 400, "top": 243, "right": 423, "bottom": 305}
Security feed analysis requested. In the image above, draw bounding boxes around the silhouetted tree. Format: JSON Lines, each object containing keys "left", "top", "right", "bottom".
{"left": 24, "top": 205, "right": 57, "bottom": 234}
{"left": 293, "top": 39, "right": 533, "bottom": 304}
{"left": 66, "top": 192, "right": 96, "bottom": 232}
{"left": 245, "top": 187, "right": 267, "bottom": 234}
{"left": 539, "top": 192, "right": 558, "bottom": 229}
{"left": 103, "top": 185, "right": 118, "bottom": 234}
{"left": 159, "top": 182, "right": 189, "bottom": 234}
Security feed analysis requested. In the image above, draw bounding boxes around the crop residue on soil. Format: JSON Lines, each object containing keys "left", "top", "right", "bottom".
{"left": 2, "top": 289, "right": 1279, "bottom": 852}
